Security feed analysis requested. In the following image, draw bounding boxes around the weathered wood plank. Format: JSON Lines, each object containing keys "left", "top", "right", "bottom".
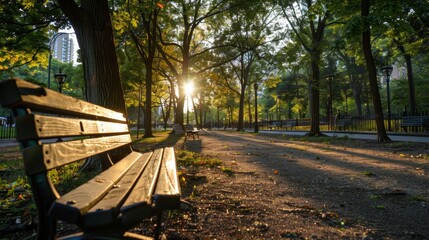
{"left": 49, "top": 151, "right": 143, "bottom": 223}
{"left": 15, "top": 114, "right": 129, "bottom": 141}
{"left": 23, "top": 134, "right": 132, "bottom": 175}
{"left": 0, "top": 78, "right": 126, "bottom": 122}
{"left": 120, "top": 149, "right": 163, "bottom": 226}
{"left": 153, "top": 147, "right": 181, "bottom": 209}
{"left": 83, "top": 151, "right": 153, "bottom": 228}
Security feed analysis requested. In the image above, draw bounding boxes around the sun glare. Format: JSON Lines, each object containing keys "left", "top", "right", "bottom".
{"left": 185, "top": 82, "right": 194, "bottom": 95}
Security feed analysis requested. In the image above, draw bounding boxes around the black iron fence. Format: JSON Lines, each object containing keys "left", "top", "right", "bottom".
{"left": 1, "top": 111, "right": 428, "bottom": 143}
{"left": 0, "top": 124, "right": 15, "bottom": 141}
{"left": 0, "top": 112, "right": 15, "bottom": 141}
{"left": 253, "top": 111, "right": 428, "bottom": 134}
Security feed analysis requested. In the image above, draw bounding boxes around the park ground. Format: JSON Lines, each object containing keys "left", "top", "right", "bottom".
{"left": 1, "top": 130, "right": 429, "bottom": 239}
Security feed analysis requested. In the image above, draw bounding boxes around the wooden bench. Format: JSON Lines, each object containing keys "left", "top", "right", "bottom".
{"left": 185, "top": 124, "right": 199, "bottom": 141}
{"left": 268, "top": 121, "right": 281, "bottom": 130}
{"left": 0, "top": 78, "right": 181, "bottom": 240}
{"left": 335, "top": 118, "right": 350, "bottom": 131}
{"left": 282, "top": 120, "right": 296, "bottom": 130}
{"left": 400, "top": 116, "right": 429, "bottom": 133}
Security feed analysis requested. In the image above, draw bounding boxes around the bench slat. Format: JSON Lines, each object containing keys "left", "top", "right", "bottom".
{"left": 154, "top": 147, "right": 181, "bottom": 209}
{"left": 120, "top": 149, "right": 163, "bottom": 226}
{"left": 83, "top": 151, "right": 153, "bottom": 228}
{"left": 16, "top": 114, "right": 129, "bottom": 140}
{"left": 0, "top": 78, "right": 126, "bottom": 122}
{"left": 23, "top": 134, "right": 132, "bottom": 175}
{"left": 49, "top": 151, "right": 143, "bottom": 223}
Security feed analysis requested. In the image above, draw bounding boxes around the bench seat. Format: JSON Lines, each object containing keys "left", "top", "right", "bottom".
{"left": 0, "top": 78, "right": 180, "bottom": 240}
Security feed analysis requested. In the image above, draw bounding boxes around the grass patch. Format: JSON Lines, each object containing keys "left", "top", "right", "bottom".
{"left": 411, "top": 195, "right": 427, "bottom": 202}
{"left": 375, "top": 204, "right": 385, "bottom": 210}
{"left": 52, "top": 161, "right": 100, "bottom": 194}
{"left": 362, "top": 171, "right": 375, "bottom": 177}
{"left": 369, "top": 194, "right": 380, "bottom": 200}
{"left": 389, "top": 142, "right": 417, "bottom": 149}
{"left": 221, "top": 166, "right": 234, "bottom": 175}
{"left": 293, "top": 136, "right": 336, "bottom": 143}
{"left": 131, "top": 130, "right": 182, "bottom": 152}
{"left": 177, "top": 150, "right": 222, "bottom": 168}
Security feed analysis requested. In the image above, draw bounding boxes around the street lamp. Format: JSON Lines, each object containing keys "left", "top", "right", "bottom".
{"left": 254, "top": 82, "right": 259, "bottom": 133}
{"left": 382, "top": 65, "right": 393, "bottom": 131}
{"left": 326, "top": 74, "right": 334, "bottom": 130}
{"left": 47, "top": 32, "right": 69, "bottom": 89}
{"left": 54, "top": 68, "right": 67, "bottom": 93}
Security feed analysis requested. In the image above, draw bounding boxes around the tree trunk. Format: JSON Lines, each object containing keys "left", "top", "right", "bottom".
{"left": 59, "top": 0, "right": 126, "bottom": 113}
{"left": 361, "top": 0, "right": 391, "bottom": 143}
{"left": 237, "top": 85, "right": 246, "bottom": 131}
{"left": 307, "top": 52, "right": 323, "bottom": 136}
{"left": 144, "top": 64, "right": 154, "bottom": 137}
{"left": 58, "top": 0, "right": 128, "bottom": 170}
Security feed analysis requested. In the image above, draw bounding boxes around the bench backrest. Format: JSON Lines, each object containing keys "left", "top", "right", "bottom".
{"left": 0, "top": 78, "right": 132, "bottom": 225}
{"left": 336, "top": 119, "right": 350, "bottom": 125}
{"left": 402, "top": 116, "right": 429, "bottom": 123}
{"left": 283, "top": 120, "right": 297, "bottom": 126}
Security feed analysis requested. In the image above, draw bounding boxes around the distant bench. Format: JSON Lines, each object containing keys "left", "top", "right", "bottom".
{"left": 283, "top": 120, "right": 297, "bottom": 130}
{"left": 400, "top": 116, "right": 429, "bottom": 133}
{"left": 335, "top": 118, "right": 351, "bottom": 131}
{"left": 185, "top": 124, "right": 200, "bottom": 141}
{"left": 0, "top": 78, "right": 181, "bottom": 239}
{"left": 268, "top": 121, "right": 281, "bottom": 130}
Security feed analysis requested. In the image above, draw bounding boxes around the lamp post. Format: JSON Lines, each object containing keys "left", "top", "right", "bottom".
{"left": 54, "top": 68, "right": 66, "bottom": 142}
{"left": 54, "top": 68, "right": 67, "bottom": 93}
{"left": 326, "top": 74, "right": 334, "bottom": 130}
{"left": 254, "top": 82, "right": 259, "bottom": 133}
{"left": 48, "top": 32, "right": 69, "bottom": 89}
{"left": 382, "top": 65, "right": 393, "bottom": 131}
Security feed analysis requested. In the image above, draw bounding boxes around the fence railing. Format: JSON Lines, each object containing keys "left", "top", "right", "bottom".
{"left": 252, "top": 112, "right": 429, "bottom": 134}
{"left": 1, "top": 113, "right": 428, "bottom": 143}
{"left": 0, "top": 125, "right": 15, "bottom": 141}
{"left": 1, "top": 109, "right": 15, "bottom": 142}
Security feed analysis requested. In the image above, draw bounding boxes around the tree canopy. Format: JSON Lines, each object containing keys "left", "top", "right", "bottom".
{"left": 1, "top": 0, "right": 429, "bottom": 141}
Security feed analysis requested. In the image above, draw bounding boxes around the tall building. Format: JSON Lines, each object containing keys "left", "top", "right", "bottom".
{"left": 52, "top": 34, "right": 74, "bottom": 63}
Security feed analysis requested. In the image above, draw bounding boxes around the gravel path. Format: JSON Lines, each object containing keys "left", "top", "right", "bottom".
{"left": 165, "top": 130, "right": 429, "bottom": 239}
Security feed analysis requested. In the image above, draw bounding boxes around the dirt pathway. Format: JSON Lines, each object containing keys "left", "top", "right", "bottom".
{"left": 167, "top": 131, "right": 429, "bottom": 239}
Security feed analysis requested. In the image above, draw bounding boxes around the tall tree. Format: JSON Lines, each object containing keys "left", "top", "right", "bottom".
{"left": 361, "top": 0, "right": 390, "bottom": 142}
{"left": 58, "top": 0, "right": 126, "bottom": 114}
{"left": 156, "top": 0, "right": 232, "bottom": 129}
{"left": 216, "top": 1, "right": 280, "bottom": 131}
{"left": 123, "top": 0, "right": 163, "bottom": 137}
{"left": 380, "top": 0, "right": 429, "bottom": 114}
{"left": 57, "top": 0, "right": 128, "bottom": 172}
{"left": 279, "top": 0, "right": 331, "bottom": 136}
